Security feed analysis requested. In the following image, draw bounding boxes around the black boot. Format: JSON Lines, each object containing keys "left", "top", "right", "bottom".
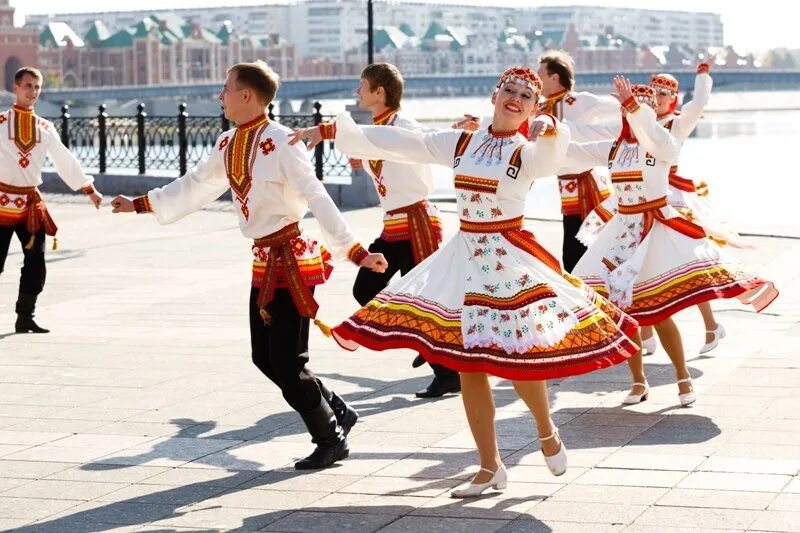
{"left": 317, "top": 379, "right": 359, "bottom": 436}
{"left": 411, "top": 354, "right": 426, "bottom": 368}
{"left": 295, "top": 401, "right": 349, "bottom": 470}
{"left": 415, "top": 375, "right": 461, "bottom": 399}
{"left": 15, "top": 293, "right": 49, "bottom": 334}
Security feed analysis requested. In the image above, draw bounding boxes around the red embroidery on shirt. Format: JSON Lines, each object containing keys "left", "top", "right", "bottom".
{"left": 18, "top": 153, "right": 30, "bottom": 169}
{"left": 0, "top": 115, "right": 6, "bottom": 124}
{"left": 565, "top": 96, "right": 576, "bottom": 105}
{"left": 259, "top": 138, "right": 276, "bottom": 156}
{"left": 219, "top": 137, "right": 229, "bottom": 150}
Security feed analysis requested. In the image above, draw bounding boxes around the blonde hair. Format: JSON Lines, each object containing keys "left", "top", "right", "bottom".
{"left": 228, "top": 61, "right": 280, "bottom": 105}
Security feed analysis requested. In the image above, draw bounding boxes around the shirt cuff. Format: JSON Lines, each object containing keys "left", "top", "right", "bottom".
{"left": 81, "top": 184, "right": 96, "bottom": 195}
{"left": 133, "top": 195, "right": 153, "bottom": 214}
{"left": 697, "top": 63, "right": 710, "bottom": 74}
{"left": 622, "top": 96, "right": 640, "bottom": 114}
{"left": 347, "top": 243, "right": 369, "bottom": 265}
{"left": 534, "top": 113, "right": 558, "bottom": 137}
{"left": 319, "top": 122, "right": 337, "bottom": 140}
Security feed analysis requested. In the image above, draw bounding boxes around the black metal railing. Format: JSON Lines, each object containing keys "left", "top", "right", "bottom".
{"left": 47, "top": 102, "right": 350, "bottom": 180}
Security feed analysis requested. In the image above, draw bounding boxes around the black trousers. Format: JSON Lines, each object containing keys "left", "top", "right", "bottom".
{"left": 561, "top": 215, "right": 588, "bottom": 274}
{"left": 249, "top": 287, "right": 323, "bottom": 413}
{"left": 352, "top": 238, "right": 458, "bottom": 380}
{"left": 0, "top": 223, "right": 46, "bottom": 298}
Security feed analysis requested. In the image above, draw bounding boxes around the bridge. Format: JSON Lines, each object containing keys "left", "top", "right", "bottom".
{"left": 40, "top": 70, "right": 800, "bottom": 103}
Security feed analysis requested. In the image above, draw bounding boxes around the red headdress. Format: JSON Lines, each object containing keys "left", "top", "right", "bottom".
{"left": 650, "top": 73, "right": 679, "bottom": 114}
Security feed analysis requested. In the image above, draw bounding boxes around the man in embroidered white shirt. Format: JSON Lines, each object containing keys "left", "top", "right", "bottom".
{"left": 112, "top": 61, "right": 387, "bottom": 470}
{"left": 0, "top": 67, "right": 102, "bottom": 334}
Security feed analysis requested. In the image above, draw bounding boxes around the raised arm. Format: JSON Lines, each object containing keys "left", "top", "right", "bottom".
{"left": 626, "top": 103, "right": 679, "bottom": 163}
{"left": 670, "top": 61, "right": 714, "bottom": 143}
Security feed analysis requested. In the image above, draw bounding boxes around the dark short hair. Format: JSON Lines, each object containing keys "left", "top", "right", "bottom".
{"left": 15, "top": 67, "right": 43, "bottom": 84}
{"left": 538, "top": 50, "right": 575, "bottom": 91}
{"left": 361, "top": 63, "right": 404, "bottom": 109}
{"left": 228, "top": 61, "right": 279, "bottom": 105}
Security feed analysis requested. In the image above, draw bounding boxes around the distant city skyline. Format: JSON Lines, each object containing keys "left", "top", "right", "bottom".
{"left": 12, "top": 0, "right": 798, "bottom": 56}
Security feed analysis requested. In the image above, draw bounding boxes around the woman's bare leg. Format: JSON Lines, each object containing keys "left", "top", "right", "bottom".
{"left": 460, "top": 372, "right": 502, "bottom": 483}
{"left": 654, "top": 317, "right": 692, "bottom": 394}
{"left": 626, "top": 328, "right": 647, "bottom": 395}
{"left": 698, "top": 302, "right": 718, "bottom": 344}
{"left": 511, "top": 380, "right": 561, "bottom": 456}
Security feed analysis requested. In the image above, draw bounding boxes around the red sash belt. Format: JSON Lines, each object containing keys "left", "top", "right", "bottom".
{"left": 460, "top": 215, "right": 561, "bottom": 274}
{"left": 558, "top": 170, "right": 609, "bottom": 219}
{"left": 0, "top": 182, "right": 57, "bottom": 242}
{"left": 385, "top": 200, "right": 440, "bottom": 264}
{"left": 618, "top": 196, "right": 706, "bottom": 240}
{"left": 254, "top": 222, "right": 318, "bottom": 324}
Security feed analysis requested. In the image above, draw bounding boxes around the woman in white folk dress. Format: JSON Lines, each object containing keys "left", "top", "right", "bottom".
{"left": 571, "top": 77, "right": 778, "bottom": 408}
{"left": 290, "top": 66, "right": 640, "bottom": 497}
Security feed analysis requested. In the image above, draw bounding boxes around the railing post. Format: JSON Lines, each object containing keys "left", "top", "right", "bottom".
{"left": 267, "top": 103, "right": 275, "bottom": 121}
{"left": 313, "top": 101, "right": 323, "bottom": 181}
{"left": 60, "top": 104, "right": 70, "bottom": 148}
{"left": 178, "top": 102, "right": 188, "bottom": 176}
{"left": 136, "top": 103, "right": 146, "bottom": 175}
{"left": 97, "top": 104, "right": 108, "bottom": 174}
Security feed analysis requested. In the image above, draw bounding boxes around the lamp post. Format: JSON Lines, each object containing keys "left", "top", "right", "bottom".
{"left": 367, "top": 0, "right": 374, "bottom": 65}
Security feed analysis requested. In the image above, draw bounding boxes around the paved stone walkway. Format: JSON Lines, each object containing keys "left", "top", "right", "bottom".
{"left": 0, "top": 197, "right": 798, "bottom": 532}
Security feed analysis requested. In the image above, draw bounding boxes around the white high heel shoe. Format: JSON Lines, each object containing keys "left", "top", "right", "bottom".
{"left": 641, "top": 335, "right": 657, "bottom": 356}
{"left": 678, "top": 377, "right": 696, "bottom": 406}
{"left": 699, "top": 323, "right": 726, "bottom": 354}
{"left": 450, "top": 464, "right": 508, "bottom": 498}
{"left": 622, "top": 381, "right": 650, "bottom": 405}
{"left": 540, "top": 429, "right": 568, "bottom": 476}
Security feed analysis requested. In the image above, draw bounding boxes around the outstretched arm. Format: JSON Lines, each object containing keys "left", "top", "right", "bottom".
{"left": 44, "top": 126, "right": 102, "bottom": 208}
{"left": 112, "top": 140, "right": 229, "bottom": 222}
{"left": 290, "top": 113, "right": 459, "bottom": 167}
{"left": 280, "top": 139, "right": 387, "bottom": 273}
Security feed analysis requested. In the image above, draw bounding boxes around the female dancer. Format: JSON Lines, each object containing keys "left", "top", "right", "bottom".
{"left": 572, "top": 77, "right": 778, "bottom": 407}
{"left": 290, "top": 66, "right": 639, "bottom": 497}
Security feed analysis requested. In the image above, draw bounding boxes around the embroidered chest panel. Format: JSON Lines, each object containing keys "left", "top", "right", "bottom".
{"left": 223, "top": 118, "right": 270, "bottom": 220}
{"left": 4, "top": 108, "right": 44, "bottom": 168}
{"left": 366, "top": 111, "right": 398, "bottom": 198}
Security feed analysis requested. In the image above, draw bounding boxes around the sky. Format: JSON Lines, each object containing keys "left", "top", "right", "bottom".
{"left": 13, "top": 0, "right": 799, "bottom": 56}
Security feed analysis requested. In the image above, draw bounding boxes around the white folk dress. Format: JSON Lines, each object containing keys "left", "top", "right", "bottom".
{"left": 577, "top": 71, "right": 748, "bottom": 248}
{"left": 571, "top": 103, "right": 777, "bottom": 325}
{"left": 329, "top": 113, "right": 639, "bottom": 380}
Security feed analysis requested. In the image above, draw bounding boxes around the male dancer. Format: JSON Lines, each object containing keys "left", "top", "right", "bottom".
{"left": 112, "top": 61, "right": 387, "bottom": 469}
{"left": 339, "top": 63, "right": 460, "bottom": 398}
{"left": 537, "top": 50, "right": 620, "bottom": 271}
{"left": 1, "top": 67, "right": 102, "bottom": 333}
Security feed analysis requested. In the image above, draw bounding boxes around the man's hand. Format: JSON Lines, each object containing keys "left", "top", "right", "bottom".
{"left": 88, "top": 191, "right": 103, "bottom": 209}
{"left": 359, "top": 252, "right": 388, "bottom": 273}
{"left": 452, "top": 114, "right": 480, "bottom": 131}
{"left": 111, "top": 195, "right": 135, "bottom": 213}
{"left": 610, "top": 75, "right": 633, "bottom": 105}
{"left": 288, "top": 127, "right": 323, "bottom": 150}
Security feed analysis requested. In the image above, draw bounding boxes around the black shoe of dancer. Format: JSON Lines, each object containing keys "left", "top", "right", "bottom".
{"left": 415, "top": 375, "right": 461, "bottom": 398}
{"left": 316, "top": 378, "right": 359, "bottom": 436}
{"left": 295, "top": 401, "right": 349, "bottom": 470}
